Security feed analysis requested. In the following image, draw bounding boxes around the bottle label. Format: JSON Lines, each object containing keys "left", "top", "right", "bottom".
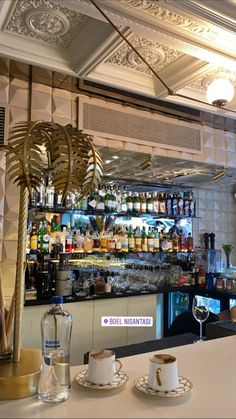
{"left": 153, "top": 238, "right": 159, "bottom": 249}
{"left": 45, "top": 339, "right": 60, "bottom": 348}
{"left": 30, "top": 236, "right": 37, "bottom": 250}
{"left": 121, "top": 203, "right": 127, "bottom": 213}
{"left": 88, "top": 199, "right": 96, "bottom": 209}
{"left": 127, "top": 203, "right": 133, "bottom": 211}
{"left": 141, "top": 203, "right": 147, "bottom": 213}
{"left": 147, "top": 203, "right": 154, "bottom": 212}
{"left": 159, "top": 202, "right": 166, "bottom": 213}
{"left": 128, "top": 237, "right": 135, "bottom": 248}
{"left": 133, "top": 203, "right": 141, "bottom": 211}
{"left": 43, "top": 234, "right": 50, "bottom": 243}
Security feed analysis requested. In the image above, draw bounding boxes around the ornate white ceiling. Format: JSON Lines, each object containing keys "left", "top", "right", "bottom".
{"left": 0, "top": 0, "right": 236, "bottom": 116}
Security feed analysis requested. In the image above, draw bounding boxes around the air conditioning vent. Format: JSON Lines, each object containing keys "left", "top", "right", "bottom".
{"left": 0, "top": 107, "right": 5, "bottom": 145}
{"left": 78, "top": 97, "right": 202, "bottom": 154}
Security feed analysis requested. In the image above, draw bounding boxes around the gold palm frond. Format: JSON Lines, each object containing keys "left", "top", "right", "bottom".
{"left": 63, "top": 125, "right": 103, "bottom": 200}
{"left": 6, "top": 121, "right": 47, "bottom": 200}
{"left": 6, "top": 121, "right": 103, "bottom": 201}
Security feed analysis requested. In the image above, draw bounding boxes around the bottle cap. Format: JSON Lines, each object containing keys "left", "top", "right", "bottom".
{"left": 52, "top": 296, "right": 63, "bottom": 304}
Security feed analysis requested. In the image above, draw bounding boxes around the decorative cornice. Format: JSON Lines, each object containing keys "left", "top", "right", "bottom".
{"left": 5, "top": 0, "right": 88, "bottom": 48}
{"left": 107, "top": 34, "right": 183, "bottom": 74}
{"left": 111, "top": 0, "right": 218, "bottom": 42}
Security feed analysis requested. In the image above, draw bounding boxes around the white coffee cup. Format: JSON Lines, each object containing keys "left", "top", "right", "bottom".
{"left": 86, "top": 349, "right": 122, "bottom": 385}
{"left": 148, "top": 354, "right": 179, "bottom": 392}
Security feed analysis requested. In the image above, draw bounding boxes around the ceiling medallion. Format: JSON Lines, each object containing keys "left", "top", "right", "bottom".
{"left": 5, "top": 0, "right": 88, "bottom": 48}
{"left": 127, "top": 46, "right": 164, "bottom": 70}
{"left": 108, "top": 35, "right": 182, "bottom": 74}
{"left": 25, "top": 8, "right": 69, "bottom": 37}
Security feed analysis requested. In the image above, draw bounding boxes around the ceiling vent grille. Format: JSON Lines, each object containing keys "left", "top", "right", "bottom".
{"left": 0, "top": 107, "right": 5, "bottom": 145}
{"left": 78, "top": 97, "right": 202, "bottom": 154}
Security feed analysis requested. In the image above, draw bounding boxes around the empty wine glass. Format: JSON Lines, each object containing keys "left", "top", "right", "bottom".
{"left": 192, "top": 297, "right": 209, "bottom": 343}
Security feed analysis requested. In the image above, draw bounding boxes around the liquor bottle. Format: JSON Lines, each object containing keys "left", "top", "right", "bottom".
{"left": 141, "top": 227, "right": 148, "bottom": 252}
{"left": 183, "top": 192, "right": 190, "bottom": 217}
{"left": 116, "top": 186, "right": 122, "bottom": 213}
{"left": 126, "top": 192, "right": 133, "bottom": 213}
{"left": 107, "top": 228, "right": 116, "bottom": 252}
{"left": 179, "top": 228, "right": 186, "bottom": 252}
{"left": 146, "top": 193, "right": 154, "bottom": 213}
{"left": 83, "top": 226, "right": 93, "bottom": 253}
{"left": 121, "top": 190, "right": 128, "bottom": 213}
{"left": 110, "top": 186, "right": 117, "bottom": 212}
{"left": 73, "top": 229, "right": 84, "bottom": 253}
{"left": 40, "top": 221, "right": 50, "bottom": 254}
{"left": 132, "top": 192, "right": 141, "bottom": 214}
{"left": 104, "top": 186, "right": 112, "bottom": 213}
{"left": 134, "top": 227, "right": 142, "bottom": 252}
{"left": 87, "top": 192, "right": 97, "bottom": 213}
{"left": 30, "top": 224, "right": 38, "bottom": 253}
{"left": 38, "top": 296, "right": 72, "bottom": 403}
{"left": 172, "top": 232, "right": 179, "bottom": 252}
{"left": 96, "top": 186, "right": 105, "bottom": 213}
{"left": 159, "top": 193, "right": 166, "bottom": 215}
{"left": 115, "top": 227, "right": 122, "bottom": 252}
{"left": 166, "top": 232, "right": 173, "bottom": 252}
{"left": 153, "top": 229, "right": 160, "bottom": 252}
{"left": 80, "top": 196, "right": 88, "bottom": 211}
{"left": 189, "top": 191, "right": 196, "bottom": 217}
{"left": 186, "top": 232, "right": 193, "bottom": 252}
{"left": 128, "top": 226, "right": 135, "bottom": 252}
{"left": 177, "top": 191, "right": 184, "bottom": 216}
{"left": 65, "top": 224, "right": 73, "bottom": 253}
{"left": 147, "top": 227, "right": 154, "bottom": 252}
{"left": 38, "top": 184, "right": 46, "bottom": 208}
{"left": 140, "top": 192, "right": 147, "bottom": 213}
{"left": 152, "top": 192, "right": 159, "bottom": 214}
{"left": 45, "top": 178, "right": 55, "bottom": 209}
{"left": 122, "top": 227, "right": 129, "bottom": 252}
{"left": 51, "top": 215, "right": 61, "bottom": 232}
{"left": 172, "top": 192, "right": 178, "bottom": 216}
{"left": 166, "top": 194, "right": 172, "bottom": 216}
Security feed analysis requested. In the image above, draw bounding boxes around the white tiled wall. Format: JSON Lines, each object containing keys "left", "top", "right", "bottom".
{"left": 192, "top": 188, "right": 236, "bottom": 266}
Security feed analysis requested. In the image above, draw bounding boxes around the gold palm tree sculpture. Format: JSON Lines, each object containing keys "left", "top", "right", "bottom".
{"left": 0, "top": 121, "right": 103, "bottom": 364}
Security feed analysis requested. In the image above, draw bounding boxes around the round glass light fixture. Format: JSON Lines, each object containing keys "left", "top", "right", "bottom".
{"left": 206, "top": 78, "right": 234, "bottom": 107}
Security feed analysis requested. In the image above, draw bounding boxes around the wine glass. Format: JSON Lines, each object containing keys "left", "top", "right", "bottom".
{"left": 192, "top": 297, "right": 209, "bottom": 343}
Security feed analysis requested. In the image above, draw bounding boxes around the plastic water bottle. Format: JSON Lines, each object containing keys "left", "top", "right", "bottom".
{"left": 38, "top": 296, "right": 73, "bottom": 402}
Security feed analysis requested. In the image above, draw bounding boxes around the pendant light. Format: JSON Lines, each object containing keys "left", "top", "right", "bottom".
{"left": 206, "top": 78, "right": 234, "bottom": 107}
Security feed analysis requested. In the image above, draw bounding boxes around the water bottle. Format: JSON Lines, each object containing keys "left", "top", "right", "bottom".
{"left": 38, "top": 296, "right": 73, "bottom": 402}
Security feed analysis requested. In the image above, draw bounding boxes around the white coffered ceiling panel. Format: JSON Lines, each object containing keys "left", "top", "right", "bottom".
{"left": 0, "top": 0, "right": 235, "bottom": 115}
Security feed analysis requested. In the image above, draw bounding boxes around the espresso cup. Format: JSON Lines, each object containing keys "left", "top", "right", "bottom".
{"left": 148, "top": 354, "right": 179, "bottom": 392}
{"left": 86, "top": 349, "right": 122, "bottom": 385}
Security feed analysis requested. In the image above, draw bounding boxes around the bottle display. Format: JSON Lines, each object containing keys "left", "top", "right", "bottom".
{"left": 28, "top": 182, "right": 196, "bottom": 217}
{"left": 26, "top": 219, "right": 194, "bottom": 255}
{"left": 38, "top": 296, "right": 72, "bottom": 403}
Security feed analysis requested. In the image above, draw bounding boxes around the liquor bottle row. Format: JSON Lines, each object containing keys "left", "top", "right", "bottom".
{"left": 28, "top": 219, "right": 194, "bottom": 255}
{"left": 29, "top": 182, "right": 196, "bottom": 218}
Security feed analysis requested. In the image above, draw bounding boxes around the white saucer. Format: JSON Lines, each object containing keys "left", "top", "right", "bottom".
{"left": 74, "top": 369, "right": 128, "bottom": 390}
{"left": 134, "top": 375, "right": 192, "bottom": 398}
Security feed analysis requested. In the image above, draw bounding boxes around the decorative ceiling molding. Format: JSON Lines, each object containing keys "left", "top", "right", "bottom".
{"left": 5, "top": 0, "right": 88, "bottom": 48}
{"left": 110, "top": 0, "right": 218, "bottom": 42}
{"left": 107, "top": 34, "right": 183, "bottom": 75}
{"left": 166, "top": 0, "right": 236, "bottom": 33}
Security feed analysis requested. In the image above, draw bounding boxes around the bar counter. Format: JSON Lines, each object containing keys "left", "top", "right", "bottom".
{"left": 1, "top": 335, "right": 236, "bottom": 418}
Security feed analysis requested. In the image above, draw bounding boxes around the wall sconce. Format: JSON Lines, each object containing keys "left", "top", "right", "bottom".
{"left": 140, "top": 155, "right": 154, "bottom": 170}
{"left": 212, "top": 170, "right": 225, "bottom": 181}
{"left": 206, "top": 79, "right": 234, "bottom": 107}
